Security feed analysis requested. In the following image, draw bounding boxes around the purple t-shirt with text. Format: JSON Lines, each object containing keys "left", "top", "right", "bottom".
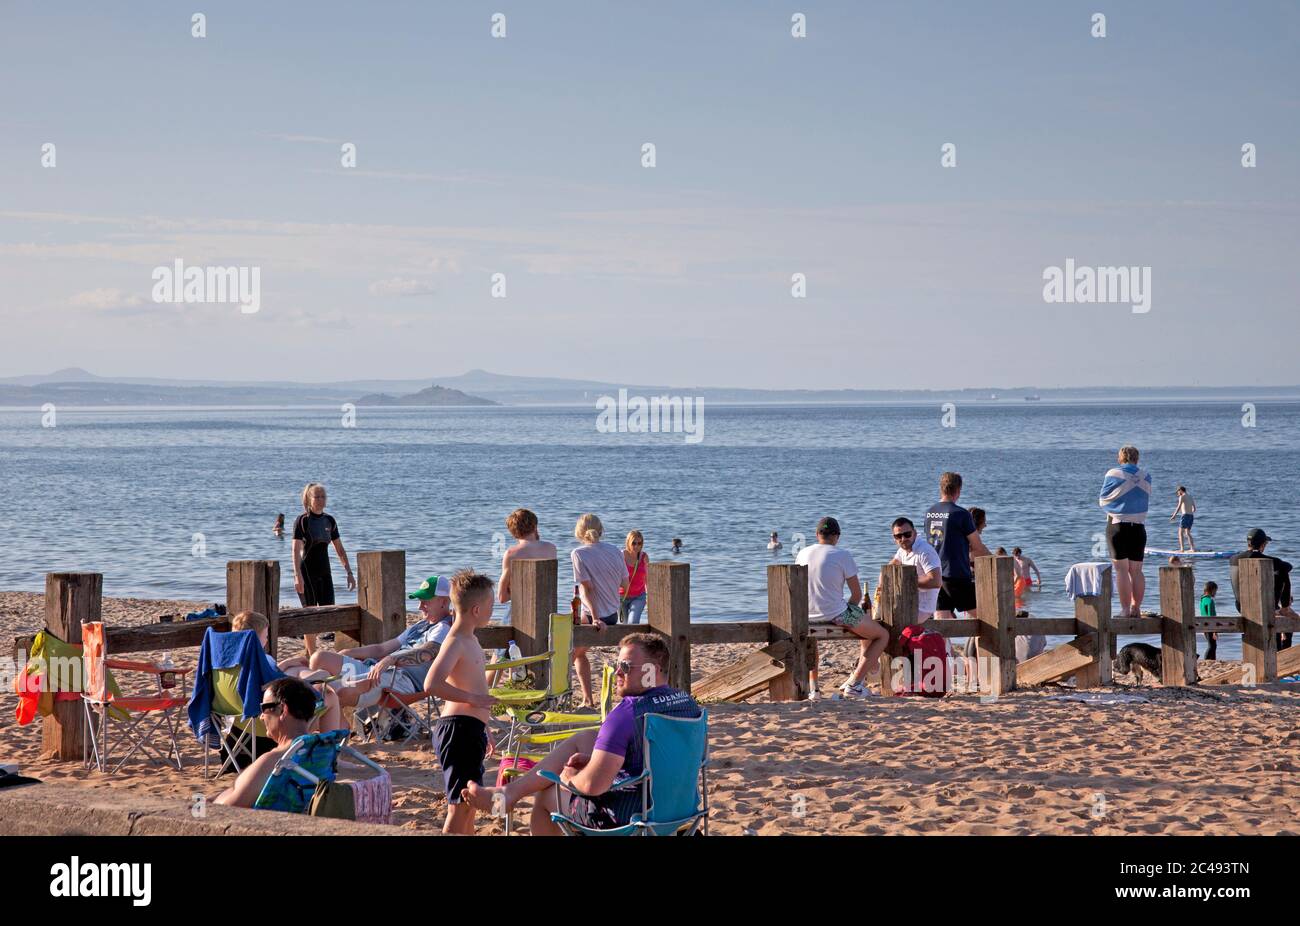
{"left": 593, "top": 685, "right": 676, "bottom": 778}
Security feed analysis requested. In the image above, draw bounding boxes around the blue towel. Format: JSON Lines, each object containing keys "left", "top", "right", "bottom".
{"left": 1098, "top": 463, "right": 1151, "bottom": 522}
{"left": 186, "top": 629, "right": 285, "bottom": 748}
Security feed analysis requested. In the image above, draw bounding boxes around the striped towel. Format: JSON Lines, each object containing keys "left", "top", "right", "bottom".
{"left": 350, "top": 770, "right": 393, "bottom": 825}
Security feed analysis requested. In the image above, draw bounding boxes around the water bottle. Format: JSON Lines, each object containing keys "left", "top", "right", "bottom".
{"left": 160, "top": 652, "right": 176, "bottom": 690}
{"left": 508, "top": 639, "right": 524, "bottom": 681}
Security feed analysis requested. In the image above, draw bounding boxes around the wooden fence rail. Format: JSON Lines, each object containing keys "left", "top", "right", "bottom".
{"left": 12, "top": 555, "right": 1294, "bottom": 762}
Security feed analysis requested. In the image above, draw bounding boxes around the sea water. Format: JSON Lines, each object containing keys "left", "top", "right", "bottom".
{"left": 3, "top": 400, "right": 1298, "bottom": 661}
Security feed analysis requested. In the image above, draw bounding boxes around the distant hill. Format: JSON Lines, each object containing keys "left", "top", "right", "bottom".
{"left": 354, "top": 384, "right": 497, "bottom": 407}
{"left": 2, "top": 368, "right": 1299, "bottom": 407}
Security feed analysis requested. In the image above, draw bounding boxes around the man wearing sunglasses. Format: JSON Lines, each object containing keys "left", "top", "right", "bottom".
{"left": 214, "top": 677, "right": 317, "bottom": 808}
{"left": 889, "top": 517, "right": 944, "bottom": 622}
{"left": 462, "top": 633, "right": 700, "bottom": 834}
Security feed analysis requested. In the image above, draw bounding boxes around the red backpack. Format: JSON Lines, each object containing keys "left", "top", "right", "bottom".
{"left": 893, "top": 625, "right": 950, "bottom": 697}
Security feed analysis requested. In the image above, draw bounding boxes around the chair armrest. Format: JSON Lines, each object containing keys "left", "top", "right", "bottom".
{"left": 484, "top": 651, "right": 554, "bottom": 672}
{"left": 517, "top": 726, "right": 600, "bottom": 746}
{"left": 604, "top": 770, "right": 649, "bottom": 792}
{"left": 537, "top": 769, "right": 591, "bottom": 796}
{"left": 379, "top": 687, "right": 433, "bottom": 707}
{"left": 105, "top": 658, "right": 190, "bottom": 675}
{"left": 538, "top": 768, "right": 640, "bottom": 800}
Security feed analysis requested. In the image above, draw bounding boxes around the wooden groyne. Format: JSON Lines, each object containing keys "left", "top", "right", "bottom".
{"left": 12, "top": 553, "right": 1298, "bottom": 761}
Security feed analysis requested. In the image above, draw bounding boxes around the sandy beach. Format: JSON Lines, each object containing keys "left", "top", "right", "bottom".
{"left": 4, "top": 591, "right": 1298, "bottom": 835}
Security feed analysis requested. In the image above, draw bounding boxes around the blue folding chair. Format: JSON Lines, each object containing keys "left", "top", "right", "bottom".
{"left": 541, "top": 710, "right": 709, "bottom": 836}
{"left": 252, "top": 729, "right": 386, "bottom": 815}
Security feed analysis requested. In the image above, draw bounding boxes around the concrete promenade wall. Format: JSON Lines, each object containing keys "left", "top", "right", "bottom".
{"left": 0, "top": 782, "right": 421, "bottom": 836}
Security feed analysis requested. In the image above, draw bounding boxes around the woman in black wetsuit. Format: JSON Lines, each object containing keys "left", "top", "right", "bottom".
{"left": 292, "top": 482, "right": 355, "bottom": 654}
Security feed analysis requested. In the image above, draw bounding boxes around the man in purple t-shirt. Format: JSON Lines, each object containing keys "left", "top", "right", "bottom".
{"left": 462, "top": 633, "right": 700, "bottom": 835}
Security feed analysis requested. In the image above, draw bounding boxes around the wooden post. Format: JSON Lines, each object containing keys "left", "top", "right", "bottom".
{"left": 510, "top": 558, "right": 557, "bottom": 689}
{"left": 877, "top": 562, "right": 919, "bottom": 697}
{"left": 767, "top": 563, "right": 810, "bottom": 701}
{"left": 974, "top": 555, "right": 1017, "bottom": 696}
{"left": 1240, "top": 557, "right": 1277, "bottom": 684}
{"left": 1159, "top": 565, "right": 1197, "bottom": 686}
{"left": 226, "top": 560, "right": 281, "bottom": 654}
{"left": 355, "top": 551, "right": 406, "bottom": 649}
{"left": 41, "top": 572, "right": 102, "bottom": 760}
{"left": 647, "top": 562, "right": 691, "bottom": 692}
{"left": 1074, "top": 568, "right": 1113, "bottom": 687}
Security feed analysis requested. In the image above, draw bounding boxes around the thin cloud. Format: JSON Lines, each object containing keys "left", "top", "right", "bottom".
{"left": 368, "top": 277, "right": 436, "bottom": 297}
{"left": 69, "top": 288, "right": 146, "bottom": 310}
{"left": 268, "top": 133, "right": 345, "bottom": 145}
{"left": 307, "top": 168, "right": 503, "bottom": 185}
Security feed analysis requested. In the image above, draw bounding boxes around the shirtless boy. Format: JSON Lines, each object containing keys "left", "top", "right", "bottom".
{"left": 422, "top": 569, "right": 497, "bottom": 835}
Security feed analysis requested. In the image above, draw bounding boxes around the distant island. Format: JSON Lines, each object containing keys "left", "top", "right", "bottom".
{"left": 2, "top": 367, "right": 1299, "bottom": 408}
{"left": 354, "top": 384, "right": 497, "bottom": 407}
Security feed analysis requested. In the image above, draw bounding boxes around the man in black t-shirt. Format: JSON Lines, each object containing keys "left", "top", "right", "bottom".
{"left": 1230, "top": 528, "right": 1295, "bottom": 650}
{"left": 925, "top": 471, "right": 991, "bottom": 619}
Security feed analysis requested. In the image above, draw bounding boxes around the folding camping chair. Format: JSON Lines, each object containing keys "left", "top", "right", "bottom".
{"left": 495, "top": 664, "right": 614, "bottom": 835}
{"left": 191, "top": 628, "right": 334, "bottom": 779}
{"left": 542, "top": 710, "right": 709, "bottom": 836}
{"left": 496, "top": 663, "right": 613, "bottom": 786}
{"left": 350, "top": 649, "right": 441, "bottom": 748}
{"left": 252, "top": 728, "right": 390, "bottom": 822}
{"left": 483, "top": 614, "right": 584, "bottom": 754}
{"left": 81, "top": 622, "right": 190, "bottom": 773}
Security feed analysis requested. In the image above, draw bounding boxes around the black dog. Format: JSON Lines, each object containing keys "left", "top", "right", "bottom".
{"left": 1115, "top": 643, "right": 1162, "bottom": 684}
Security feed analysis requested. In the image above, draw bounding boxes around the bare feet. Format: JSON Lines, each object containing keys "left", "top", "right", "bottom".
{"left": 461, "top": 781, "right": 505, "bottom": 814}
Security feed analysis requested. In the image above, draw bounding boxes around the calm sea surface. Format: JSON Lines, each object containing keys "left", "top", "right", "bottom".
{"left": 3, "top": 401, "right": 1298, "bottom": 660}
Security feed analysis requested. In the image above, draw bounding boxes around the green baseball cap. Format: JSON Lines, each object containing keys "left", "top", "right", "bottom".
{"left": 408, "top": 575, "right": 451, "bottom": 600}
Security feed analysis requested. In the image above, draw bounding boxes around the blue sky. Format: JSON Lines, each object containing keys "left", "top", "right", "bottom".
{"left": 1, "top": 0, "right": 1297, "bottom": 388}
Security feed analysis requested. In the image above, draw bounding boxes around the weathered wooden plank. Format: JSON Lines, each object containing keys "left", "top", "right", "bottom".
{"left": 14, "top": 605, "right": 370, "bottom": 660}
{"left": 1110, "top": 616, "right": 1161, "bottom": 635}
{"left": 1014, "top": 617, "right": 1077, "bottom": 636}
{"left": 1240, "top": 558, "right": 1277, "bottom": 683}
{"left": 226, "top": 560, "right": 279, "bottom": 652}
{"left": 277, "top": 605, "right": 362, "bottom": 639}
{"left": 509, "top": 558, "right": 557, "bottom": 690}
{"left": 975, "top": 555, "right": 1017, "bottom": 696}
{"left": 768, "top": 564, "right": 810, "bottom": 701}
{"left": 1016, "top": 634, "right": 1098, "bottom": 687}
{"left": 922, "top": 618, "right": 982, "bottom": 637}
{"left": 1273, "top": 614, "right": 1300, "bottom": 634}
{"left": 475, "top": 625, "right": 513, "bottom": 650}
{"left": 41, "top": 573, "right": 101, "bottom": 761}
{"left": 1074, "top": 571, "right": 1113, "bottom": 688}
{"left": 1195, "top": 617, "right": 1244, "bottom": 634}
{"left": 573, "top": 624, "right": 618, "bottom": 648}
{"left": 648, "top": 562, "right": 691, "bottom": 692}
{"left": 354, "top": 550, "right": 406, "bottom": 650}
{"left": 876, "top": 562, "right": 919, "bottom": 698}
{"left": 1202, "top": 645, "right": 1300, "bottom": 685}
{"left": 1159, "top": 565, "right": 1198, "bottom": 686}
{"left": 690, "top": 622, "right": 771, "bottom": 645}
{"left": 695, "top": 641, "right": 794, "bottom": 703}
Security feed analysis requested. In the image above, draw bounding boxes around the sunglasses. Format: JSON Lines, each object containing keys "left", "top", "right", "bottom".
{"left": 614, "top": 660, "right": 643, "bottom": 676}
{"left": 259, "top": 701, "right": 281, "bottom": 714}
{"left": 893, "top": 530, "right": 914, "bottom": 540}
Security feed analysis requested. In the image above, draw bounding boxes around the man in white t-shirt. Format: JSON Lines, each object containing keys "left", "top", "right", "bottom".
{"left": 795, "top": 517, "right": 889, "bottom": 699}
{"left": 888, "top": 517, "right": 944, "bottom": 620}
